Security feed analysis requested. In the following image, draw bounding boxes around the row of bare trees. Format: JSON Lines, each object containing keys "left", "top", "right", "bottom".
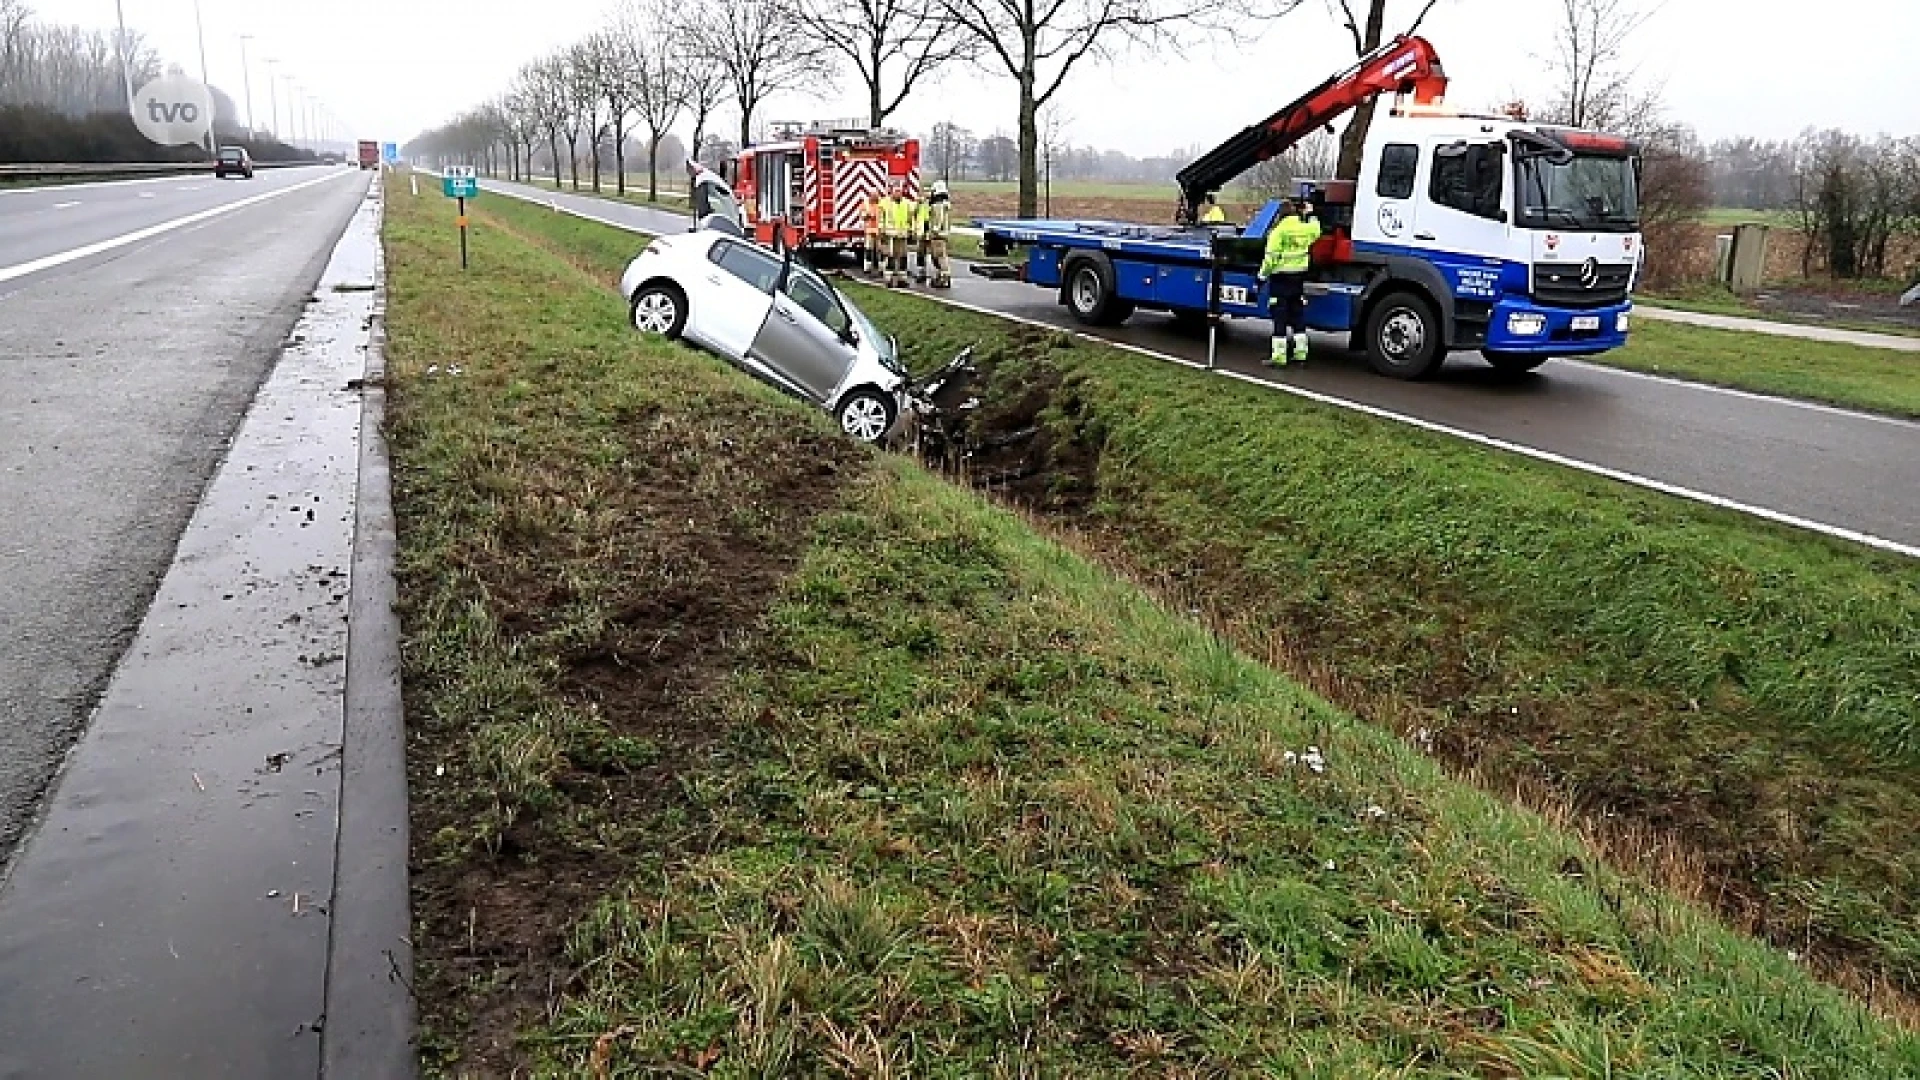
{"left": 412, "top": 0, "right": 1312, "bottom": 216}
{"left": 0, "top": 0, "right": 157, "bottom": 116}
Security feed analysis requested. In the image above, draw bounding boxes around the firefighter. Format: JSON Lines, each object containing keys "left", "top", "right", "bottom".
{"left": 1200, "top": 193, "right": 1228, "bottom": 224}
{"left": 913, "top": 197, "right": 932, "bottom": 284}
{"left": 1259, "top": 196, "right": 1321, "bottom": 367}
{"left": 878, "top": 179, "right": 916, "bottom": 288}
{"left": 861, "top": 193, "right": 883, "bottom": 277}
{"left": 922, "top": 180, "right": 954, "bottom": 289}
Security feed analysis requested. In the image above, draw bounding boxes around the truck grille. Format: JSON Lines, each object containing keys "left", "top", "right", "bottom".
{"left": 1533, "top": 261, "right": 1632, "bottom": 309}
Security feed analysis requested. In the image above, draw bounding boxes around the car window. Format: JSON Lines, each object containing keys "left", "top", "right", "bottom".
{"left": 784, "top": 268, "right": 849, "bottom": 334}
{"left": 220, "top": 149, "right": 242, "bottom": 162}
{"left": 1430, "top": 141, "right": 1505, "bottom": 220}
{"left": 1376, "top": 143, "right": 1417, "bottom": 199}
{"left": 709, "top": 240, "right": 781, "bottom": 294}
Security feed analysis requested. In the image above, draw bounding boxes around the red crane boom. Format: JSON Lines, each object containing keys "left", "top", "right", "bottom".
{"left": 1175, "top": 34, "right": 1448, "bottom": 223}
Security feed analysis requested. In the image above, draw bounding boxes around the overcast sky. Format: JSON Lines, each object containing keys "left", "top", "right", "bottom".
{"left": 51, "top": 0, "right": 1920, "bottom": 153}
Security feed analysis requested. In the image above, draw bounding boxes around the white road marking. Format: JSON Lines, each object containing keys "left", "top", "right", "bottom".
{"left": 478, "top": 179, "right": 1920, "bottom": 561}
{"left": 137, "top": 192, "right": 156, "bottom": 199}
{"left": 0, "top": 171, "right": 353, "bottom": 285}
{"left": 52, "top": 201, "right": 80, "bottom": 210}
{"left": 1558, "top": 358, "right": 1920, "bottom": 429}
{"left": 0, "top": 173, "right": 189, "bottom": 197}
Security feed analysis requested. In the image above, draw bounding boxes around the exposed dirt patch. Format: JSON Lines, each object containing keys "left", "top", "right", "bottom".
{"left": 1752, "top": 283, "right": 1920, "bottom": 334}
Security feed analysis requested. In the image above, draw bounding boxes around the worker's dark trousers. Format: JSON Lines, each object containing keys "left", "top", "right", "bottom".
{"left": 1267, "top": 272, "right": 1308, "bottom": 341}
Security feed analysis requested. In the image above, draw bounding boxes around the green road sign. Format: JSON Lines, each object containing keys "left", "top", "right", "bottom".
{"left": 442, "top": 175, "right": 478, "bottom": 198}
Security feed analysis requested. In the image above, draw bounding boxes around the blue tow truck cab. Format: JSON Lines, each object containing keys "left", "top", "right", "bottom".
{"left": 974, "top": 37, "right": 1645, "bottom": 381}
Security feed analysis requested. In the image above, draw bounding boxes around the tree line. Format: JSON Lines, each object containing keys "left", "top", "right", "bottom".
{"left": 411, "top": 0, "right": 1914, "bottom": 284}
{"left": 0, "top": 0, "right": 318, "bottom": 164}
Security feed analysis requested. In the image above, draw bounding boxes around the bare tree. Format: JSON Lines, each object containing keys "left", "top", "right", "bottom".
{"left": 1546, "top": 0, "right": 1653, "bottom": 132}
{"left": 619, "top": 9, "right": 688, "bottom": 201}
{"left": 525, "top": 57, "right": 569, "bottom": 187}
{"left": 1323, "top": 0, "right": 1444, "bottom": 179}
{"left": 1242, "top": 128, "right": 1337, "bottom": 200}
{"left": 793, "top": 0, "right": 969, "bottom": 128}
{"left": 681, "top": 0, "right": 833, "bottom": 150}
{"left": 566, "top": 38, "right": 614, "bottom": 192}
{"left": 941, "top": 0, "right": 1293, "bottom": 217}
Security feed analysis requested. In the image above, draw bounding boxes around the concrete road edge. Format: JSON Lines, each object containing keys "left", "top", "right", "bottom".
{"left": 321, "top": 178, "right": 416, "bottom": 1078}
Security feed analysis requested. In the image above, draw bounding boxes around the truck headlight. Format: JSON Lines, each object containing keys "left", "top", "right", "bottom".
{"left": 1507, "top": 312, "right": 1547, "bottom": 337}
{"left": 1616, "top": 312, "right": 1631, "bottom": 333}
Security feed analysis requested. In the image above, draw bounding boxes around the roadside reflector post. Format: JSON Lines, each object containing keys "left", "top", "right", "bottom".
{"left": 1206, "top": 238, "right": 1224, "bottom": 371}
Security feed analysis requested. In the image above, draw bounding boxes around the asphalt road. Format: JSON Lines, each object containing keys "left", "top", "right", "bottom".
{"left": 480, "top": 176, "right": 1920, "bottom": 555}
{"left": 0, "top": 166, "right": 369, "bottom": 865}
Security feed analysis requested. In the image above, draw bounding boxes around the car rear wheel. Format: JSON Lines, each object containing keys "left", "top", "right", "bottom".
{"left": 630, "top": 284, "right": 687, "bottom": 338}
{"left": 836, "top": 389, "right": 896, "bottom": 445}
{"left": 1063, "top": 256, "right": 1133, "bottom": 327}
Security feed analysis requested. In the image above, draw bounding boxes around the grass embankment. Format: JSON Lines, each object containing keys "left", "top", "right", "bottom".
{"left": 385, "top": 180, "right": 1920, "bottom": 1075}
{"left": 477, "top": 182, "right": 1920, "bottom": 993}
{"left": 1605, "top": 315, "right": 1920, "bottom": 417}
{"left": 852, "top": 288, "right": 1920, "bottom": 996}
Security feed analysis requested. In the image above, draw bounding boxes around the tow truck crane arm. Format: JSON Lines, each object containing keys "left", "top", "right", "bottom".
{"left": 1174, "top": 34, "right": 1448, "bottom": 224}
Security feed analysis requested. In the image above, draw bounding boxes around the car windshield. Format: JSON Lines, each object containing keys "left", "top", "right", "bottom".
{"left": 1514, "top": 152, "right": 1639, "bottom": 233}
{"left": 694, "top": 179, "right": 738, "bottom": 223}
{"left": 841, "top": 291, "right": 902, "bottom": 376}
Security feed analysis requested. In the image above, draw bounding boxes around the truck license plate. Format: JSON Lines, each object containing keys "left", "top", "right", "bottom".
{"left": 1571, "top": 316, "right": 1600, "bottom": 331}
{"left": 1219, "top": 285, "right": 1251, "bottom": 305}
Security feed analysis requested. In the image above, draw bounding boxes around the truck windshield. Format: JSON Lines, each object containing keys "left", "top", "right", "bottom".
{"left": 1514, "top": 152, "right": 1639, "bottom": 233}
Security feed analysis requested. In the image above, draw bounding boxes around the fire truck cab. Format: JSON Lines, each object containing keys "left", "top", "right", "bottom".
{"left": 725, "top": 121, "right": 921, "bottom": 255}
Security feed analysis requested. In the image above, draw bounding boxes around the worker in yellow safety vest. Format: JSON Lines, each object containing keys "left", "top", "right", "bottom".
{"left": 877, "top": 179, "right": 917, "bottom": 288}
{"left": 1199, "top": 193, "right": 1228, "bottom": 224}
{"left": 920, "top": 180, "right": 954, "bottom": 289}
{"left": 1259, "top": 196, "right": 1321, "bottom": 367}
{"left": 861, "top": 194, "right": 883, "bottom": 277}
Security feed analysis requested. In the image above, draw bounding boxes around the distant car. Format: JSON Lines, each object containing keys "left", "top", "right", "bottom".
{"left": 618, "top": 229, "right": 908, "bottom": 444}
{"left": 214, "top": 146, "right": 253, "bottom": 179}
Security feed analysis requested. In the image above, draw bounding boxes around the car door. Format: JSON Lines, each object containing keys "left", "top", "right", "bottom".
{"left": 687, "top": 239, "right": 779, "bottom": 361}
{"left": 1409, "top": 138, "right": 1512, "bottom": 303}
{"left": 749, "top": 263, "right": 859, "bottom": 404}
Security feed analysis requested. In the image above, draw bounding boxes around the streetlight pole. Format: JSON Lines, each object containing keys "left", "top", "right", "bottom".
{"left": 239, "top": 34, "right": 255, "bottom": 139}
{"left": 113, "top": 0, "right": 134, "bottom": 112}
{"left": 264, "top": 59, "right": 278, "bottom": 139}
{"left": 192, "top": 0, "right": 214, "bottom": 153}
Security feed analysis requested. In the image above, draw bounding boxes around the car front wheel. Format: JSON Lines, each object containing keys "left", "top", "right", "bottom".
{"left": 629, "top": 283, "right": 687, "bottom": 338}
{"left": 836, "top": 389, "right": 896, "bottom": 445}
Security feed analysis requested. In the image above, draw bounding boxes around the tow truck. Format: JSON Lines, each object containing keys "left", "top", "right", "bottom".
{"left": 975, "top": 36, "right": 1645, "bottom": 379}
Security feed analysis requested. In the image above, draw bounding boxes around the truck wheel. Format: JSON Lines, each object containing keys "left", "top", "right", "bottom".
{"left": 1482, "top": 350, "right": 1549, "bottom": 375}
{"left": 1063, "top": 256, "right": 1130, "bottom": 327}
{"left": 1364, "top": 292, "right": 1445, "bottom": 380}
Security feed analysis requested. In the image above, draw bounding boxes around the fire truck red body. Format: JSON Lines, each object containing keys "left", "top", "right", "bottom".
{"left": 725, "top": 122, "right": 921, "bottom": 253}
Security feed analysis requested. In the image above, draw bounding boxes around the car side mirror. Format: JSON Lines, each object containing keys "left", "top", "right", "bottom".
{"left": 841, "top": 326, "right": 860, "bottom": 347}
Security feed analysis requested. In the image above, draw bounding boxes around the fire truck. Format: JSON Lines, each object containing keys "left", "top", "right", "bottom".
{"left": 725, "top": 121, "right": 921, "bottom": 255}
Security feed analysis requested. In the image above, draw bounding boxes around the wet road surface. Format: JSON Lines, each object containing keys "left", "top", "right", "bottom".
{"left": 0, "top": 176, "right": 379, "bottom": 1078}
{"left": 477, "top": 175, "right": 1920, "bottom": 555}
{"left": 0, "top": 167, "right": 366, "bottom": 864}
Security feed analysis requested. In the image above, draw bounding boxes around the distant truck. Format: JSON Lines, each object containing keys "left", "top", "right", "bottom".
{"left": 357, "top": 141, "right": 379, "bottom": 170}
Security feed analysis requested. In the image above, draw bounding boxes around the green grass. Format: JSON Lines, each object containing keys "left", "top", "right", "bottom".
{"left": 384, "top": 174, "right": 1920, "bottom": 1077}
{"left": 1606, "top": 314, "right": 1920, "bottom": 416}
{"left": 850, "top": 285, "right": 1920, "bottom": 998}
{"left": 1641, "top": 281, "right": 1920, "bottom": 342}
